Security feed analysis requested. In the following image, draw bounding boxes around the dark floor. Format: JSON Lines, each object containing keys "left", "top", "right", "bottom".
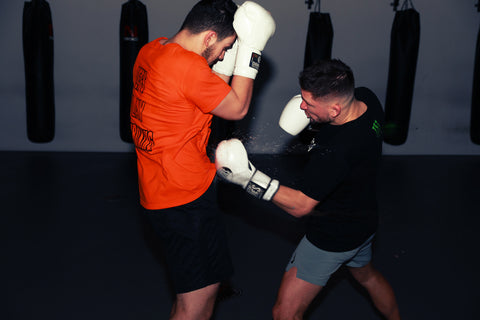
{"left": 3, "top": 152, "right": 480, "bottom": 320}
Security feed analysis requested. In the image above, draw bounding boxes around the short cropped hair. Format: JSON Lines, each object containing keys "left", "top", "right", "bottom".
{"left": 180, "top": 0, "right": 237, "bottom": 40}
{"left": 299, "top": 59, "right": 355, "bottom": 100}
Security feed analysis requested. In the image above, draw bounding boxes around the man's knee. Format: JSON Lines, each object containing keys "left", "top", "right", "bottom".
{"left": 172, "top": 302, "right": 215, "bottom": 320}
{"left": 172, "top": 283, "right": 219, "bottom": 320}
{"left": 272, "top": 302, "right": 282, "bottom": 320}
{"left": 348, "top": 262, "right": 376, "bottom": 284}
{"left": 273, "top": 296, "right": 310, "bottom": 320}
{"left": 272, "top": 302, "right": 302, "bottom": 320}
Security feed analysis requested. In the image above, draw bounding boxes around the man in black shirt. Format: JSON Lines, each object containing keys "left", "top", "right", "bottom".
{"left": 215, "top": 59, "right": 401, "bottom": 320}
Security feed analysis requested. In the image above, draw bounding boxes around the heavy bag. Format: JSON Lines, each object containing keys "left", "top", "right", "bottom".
{"left": 471, "top": 23, "right": 480, "bottom": 145}
{"left": 384, "top": 8, "right": 420, "bottom": 145}
{"left": 120, "top": 0, "right": 148, "bottom": 143}
{"left": 22, "top": 0, "right": 55, "bottom": 143}
{"left": 304, "top": 12, "right": 333, "bottom": 69}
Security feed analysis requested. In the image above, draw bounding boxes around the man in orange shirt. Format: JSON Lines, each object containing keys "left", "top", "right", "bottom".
{"left": 130, "top": 1, "right": 275, "bottom": 319}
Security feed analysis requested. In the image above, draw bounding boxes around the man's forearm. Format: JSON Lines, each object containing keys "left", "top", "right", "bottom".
{"left": 272, "top": 185, "right": 319, "bottom": 218}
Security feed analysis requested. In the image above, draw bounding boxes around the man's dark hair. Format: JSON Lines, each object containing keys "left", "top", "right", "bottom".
{"left": 299, "top": 59, "right": 355, "bottom": 100}
{"left": 180, "top": 0, "right": 237, "bottom": 40}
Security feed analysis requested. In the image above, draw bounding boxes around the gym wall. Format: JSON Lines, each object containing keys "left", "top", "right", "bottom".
{"left": 0, "top": 0, "right": 478, "bottom": 155}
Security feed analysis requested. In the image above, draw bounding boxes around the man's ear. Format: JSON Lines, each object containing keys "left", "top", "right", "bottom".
{"left": 330, "top": 103, "right": 342, "bottom": 119}
{"left": 204, "top": 31, "right": 217, "bottom": 47}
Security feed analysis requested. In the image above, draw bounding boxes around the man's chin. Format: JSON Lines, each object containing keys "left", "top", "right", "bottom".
{"left": 312, "top": 118, "right": 330, "bottom": 125}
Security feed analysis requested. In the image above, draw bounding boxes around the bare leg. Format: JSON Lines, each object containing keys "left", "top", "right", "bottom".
{"left": 348, "top": 263, "right": 401, "bottom": 320}
{"left": 272, "top": 267, "right": 323, "bottom": 320}
{"left": 170, "top": 282, "right": 220, "bottom": 320}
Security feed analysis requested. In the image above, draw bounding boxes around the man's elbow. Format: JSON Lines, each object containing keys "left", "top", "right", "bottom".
{"left": 289, "top": 207, "right": 312, "bottom": 218}
{"left": 235, "top": 108, "right": 248, "bottom": 120}
{"left": 226, "top": 106, "right": 248, "bottom": 120}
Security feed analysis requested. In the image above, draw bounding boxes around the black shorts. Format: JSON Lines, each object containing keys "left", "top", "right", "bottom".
{"left": 144, "top": 180, "right": 233, "bottom": 294}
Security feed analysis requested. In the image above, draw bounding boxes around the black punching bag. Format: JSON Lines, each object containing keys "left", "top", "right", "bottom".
{"left": 120, "top": 0, "right": 148, "bottom": 143}
{"left": 22, "top": 0, "right": 55, "bottom": 143}
{"left": 304, "top": 11, "right": 333, "bottom": 69}
{"left": 299, "top": 4, "right": 334, "bottom": 145}
{"left": 384, "top": 3, "right": 420, "bottom": 145}
{"left": 471, "top": 22, "right": 480, "bottom": 145}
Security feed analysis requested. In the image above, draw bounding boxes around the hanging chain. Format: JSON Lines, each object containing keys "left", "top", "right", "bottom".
{"left": 401, "top": 0, "right": 415, "bottom": 11}
{"left": 305, "top": 0, "right": 321, "bottom": 12}
{"left": 391, "top": 0, "right": 400, "bottom": 11}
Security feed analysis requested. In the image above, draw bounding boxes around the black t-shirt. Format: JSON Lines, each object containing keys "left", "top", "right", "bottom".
{"left": 299, "top": 87, "right": 384, "bottom": 252}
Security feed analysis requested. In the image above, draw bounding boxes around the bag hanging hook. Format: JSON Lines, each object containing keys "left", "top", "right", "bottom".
{"left": 305, "top": 0, "right": 321, "bottom": 12}
{"left": 391, "top": 0, "right": 400, "bottom": 11}
{"left": 400, "top": 0, "right": 415, "bottom": 11}
{"left": 391, "top": 0, "right": 415, "bottom": 11}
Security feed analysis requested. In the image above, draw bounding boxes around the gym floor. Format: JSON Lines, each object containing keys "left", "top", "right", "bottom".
{"left": 4, "top": 151, "right": 479, "bottom": 320}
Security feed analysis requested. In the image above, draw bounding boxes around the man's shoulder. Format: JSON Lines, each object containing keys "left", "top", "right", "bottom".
{"left": 354, "top": 87, "right": 379, "bottom": 103}
{"left": 145, "top": 38, "right": 205, "bottom": 64}
{"left": 355, "top": 87, "right": 384, "bottom": 118}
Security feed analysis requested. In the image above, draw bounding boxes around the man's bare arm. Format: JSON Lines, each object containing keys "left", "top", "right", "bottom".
{"left": 272, "top": 185, "right": 319, "bottom": 218}
{"left": 210, "top": 75, "right": 254, "bottom": 120}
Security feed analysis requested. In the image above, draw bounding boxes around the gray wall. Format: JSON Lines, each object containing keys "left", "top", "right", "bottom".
{"left": 1, "top": 0, "right": 479, "bottom": 155}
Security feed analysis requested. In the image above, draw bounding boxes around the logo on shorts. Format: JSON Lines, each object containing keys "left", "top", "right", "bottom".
{"left": 290, "top": 253, "right": 296, "bottom": 264}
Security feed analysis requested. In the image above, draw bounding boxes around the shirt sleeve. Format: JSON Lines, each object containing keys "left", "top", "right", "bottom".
{"left": 182, "top": 56, "right": 231, "bottom": 114}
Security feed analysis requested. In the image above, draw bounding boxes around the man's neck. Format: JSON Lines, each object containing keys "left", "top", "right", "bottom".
{"left": 333, "top": 98, "right": 367, "bottom": 125}
{"left": 163, "top": 30, "right": 206, "bottom": 56}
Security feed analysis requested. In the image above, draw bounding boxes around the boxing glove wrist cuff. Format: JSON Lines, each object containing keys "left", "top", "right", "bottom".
{"left": 245, "top": 169, "right": 279, "bottom": 201}
{"left": 233, "top": 44, "right": 261, "bottom": 79}
{"left": 212, "top": 41, "right": 238, "bottom": 77}
{"left": 212, "top": 59, "right": 234, "bottom": 77}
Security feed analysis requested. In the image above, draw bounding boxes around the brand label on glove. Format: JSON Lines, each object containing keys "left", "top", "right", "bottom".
{"left": 249, "top": 52, "right": 261, "bottom": 70}
{"left": 246, "top": 181, "right": 265, "bottom": 199}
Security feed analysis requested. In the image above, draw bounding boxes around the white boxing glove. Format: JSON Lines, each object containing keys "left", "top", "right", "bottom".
{"left": 233, "top": 1, "right": 276, "bottom": 79}
{"left": 215, "top": 138, "right": 279, "bottom": 201}
{"left": 212, "top": 40, "right": 238, "bottom": 77}
{"left": 279, "top": 94, "right": 311, "bottom": 135}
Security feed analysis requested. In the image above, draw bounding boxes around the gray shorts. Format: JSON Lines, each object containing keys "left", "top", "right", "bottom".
{"left": 286, "top": 234, "right": 375, "bottom": 286}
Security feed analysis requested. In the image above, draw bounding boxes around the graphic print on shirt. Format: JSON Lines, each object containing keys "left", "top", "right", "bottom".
{"left": 371, "top": 120, "right": 382, "bottom": 138}
{"left": 131, "top": 124, "right": 154, "bottom": 152}
{"left": 131, "top": 96, "right": 146, "bottom": 122}
{"left": 134, "top": 66, "right": 147, "bottom": 93}
{"left": 131, "top": 66, "right": 154, "bottom": 152}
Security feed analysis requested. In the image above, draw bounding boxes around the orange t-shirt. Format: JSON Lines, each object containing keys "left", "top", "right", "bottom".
{"left": 130, "top": 37, "right": 231, "bottom": 210}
